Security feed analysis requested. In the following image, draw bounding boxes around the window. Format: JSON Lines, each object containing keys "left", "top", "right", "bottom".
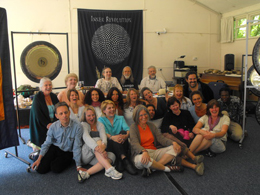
{"left": 250, "top": 14, "right": 260, "bottom": 37}
{"left": 234, "top": 17, "right": 246, "bottom": 39}
{"left": 234, "top": 11, "right": 260, "bottom": 40}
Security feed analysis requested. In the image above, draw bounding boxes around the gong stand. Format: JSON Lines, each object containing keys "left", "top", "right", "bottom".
{"left": 7, "top": 31, "right": 70, "bottom": 171}
{"left": 241, "top": 20, "right": 260, "bottom": 148}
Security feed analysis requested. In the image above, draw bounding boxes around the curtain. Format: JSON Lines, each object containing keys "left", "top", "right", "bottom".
{"left": 221, "top": 16, "right": 234, "bottom": 43}
{"left": 78, "top": 9, "right": 143, "bottom": 86}
{"left": 0, "top": 8, "right": 19, "bottom": 150}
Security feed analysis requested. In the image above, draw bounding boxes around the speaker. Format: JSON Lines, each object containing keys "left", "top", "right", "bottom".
{"left": 225, "top": 54, "right": 234, "bottom": 71}
{"left": 174, "top": 60, "right": 185, "bottom": 69}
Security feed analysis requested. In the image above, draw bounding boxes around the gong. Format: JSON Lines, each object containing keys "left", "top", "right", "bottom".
{"left": 252, "top": 37, "right": 260, "bottom": 75}
{"left": 256, "top": 100, "right": 260, "bottom": 125}
{"left": 247, "top": 65, "right": 260, "bottom": 97}
{"left": 20, "top": 41, "right": 62, "bottom": 83}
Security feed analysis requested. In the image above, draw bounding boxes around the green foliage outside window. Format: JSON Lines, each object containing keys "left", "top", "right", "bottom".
{"left": 251, "top": 15, "right": 260, "bottom": 37}
{"left": 234, "top": 13, "right": 260, "bottom": 39}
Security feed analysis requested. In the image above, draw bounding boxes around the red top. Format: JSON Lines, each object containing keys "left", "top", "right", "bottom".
{"left": 138, "top": 125, "right": 157, "bottom": 150}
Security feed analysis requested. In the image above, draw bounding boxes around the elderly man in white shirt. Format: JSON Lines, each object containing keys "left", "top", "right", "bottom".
{"left": 139, "top": 65, "right": 166, "bottom": 93}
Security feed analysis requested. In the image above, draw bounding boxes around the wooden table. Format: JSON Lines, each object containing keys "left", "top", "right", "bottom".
{"left": 200, "top": 74, "right": 241, "bottom": 91}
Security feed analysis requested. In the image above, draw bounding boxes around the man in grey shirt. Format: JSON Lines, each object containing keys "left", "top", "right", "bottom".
{"left": 32, "top": 102, "right": 89, "bottom": 183}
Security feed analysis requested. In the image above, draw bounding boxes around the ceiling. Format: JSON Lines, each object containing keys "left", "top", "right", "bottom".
{"left": 193, "top": 0, "right": 260, "bottom": 14}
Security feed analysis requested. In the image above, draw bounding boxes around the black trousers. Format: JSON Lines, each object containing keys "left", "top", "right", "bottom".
{"left": 106, "top": 139, "right": 129, "bottom": 160}
{"left": 37, "top": 145, "right": 73, "bottom": 174}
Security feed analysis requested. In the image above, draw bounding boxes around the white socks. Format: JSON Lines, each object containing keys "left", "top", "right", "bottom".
{"left": 164, "top": 166, "right": 171, "bottom": 172}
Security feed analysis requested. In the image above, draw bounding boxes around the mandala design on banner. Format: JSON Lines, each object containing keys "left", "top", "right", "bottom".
{"left": 91, "top": 24, "right": 131, "bottom": 65}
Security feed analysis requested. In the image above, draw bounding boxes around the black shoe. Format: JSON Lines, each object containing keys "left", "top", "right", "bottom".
{"left": 141, "top": 168, "right": 151, "bottom": 177}
{"left": 205, "top": 151, "right": 216, "bottom": 158}
{"left": 116, "top": 159, "right": 124, "bottom": 172}
{"left": 122, "top": 158, "right": 137, "bottom": 175}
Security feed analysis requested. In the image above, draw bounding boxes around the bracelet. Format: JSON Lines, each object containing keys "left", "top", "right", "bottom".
{"left": 77, "top": 166, "right": 82, "bottom": 169}
{"left": 109, "top": 136, "right": 113, "bottom": 140}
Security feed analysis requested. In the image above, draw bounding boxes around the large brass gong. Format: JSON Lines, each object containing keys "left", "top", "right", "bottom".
{"left": 20, "top": 41, "right": 62, "bottom": 83}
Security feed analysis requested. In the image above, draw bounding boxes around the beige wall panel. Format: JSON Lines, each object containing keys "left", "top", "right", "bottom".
{"left": 145, "top": 0, "right": 213, "bottom": 33}
{"left": 209, "top": 34, "right": 222, "bottom": 71}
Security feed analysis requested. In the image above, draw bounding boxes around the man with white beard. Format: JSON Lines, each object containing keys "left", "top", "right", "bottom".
{"left": 120, "top": 66, "right": 138, "bottom": 94}
{"left": 139, "top": 66, "right": 166, "bottom": 93}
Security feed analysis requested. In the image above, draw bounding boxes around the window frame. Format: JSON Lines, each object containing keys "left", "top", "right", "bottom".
{"left": 234, "top": 11, "right": 260, "bottom": 40}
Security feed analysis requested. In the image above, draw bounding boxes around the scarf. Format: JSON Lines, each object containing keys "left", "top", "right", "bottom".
{"left": 208, "top": 116, "right": 220, "bottom": 131}
{"left": 92, "top": 101, "right": 101, "bottom": 107}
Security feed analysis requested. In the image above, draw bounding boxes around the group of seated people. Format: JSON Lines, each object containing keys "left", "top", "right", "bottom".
{"left": 28, "top": 67, "right": 244, "bottom": 183}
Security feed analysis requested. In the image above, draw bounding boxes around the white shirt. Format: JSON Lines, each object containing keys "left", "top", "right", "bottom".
{"left": 124, "top": 106, "right": 135, "bottom": 127}
{"left": 95, "top": 77, "right": 122, "bottom": 94}
{"left": 69, "top": 106, "right": 85, "bottom": 123}
{"left": 199, "top": 115, "right": 230, "bottom": 141}
{"left": 94, "top": 106, "right": 102, "bottom": 119}
{"left": 139, "top": 76, "right": 166, "bottom": 93}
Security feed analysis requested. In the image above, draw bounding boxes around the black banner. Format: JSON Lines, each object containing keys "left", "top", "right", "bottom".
{"left": 78, "top": 9, "right": 143, "bottom": 86}
{"left": 0, "top": 8, "right": 19, "bottom": 150}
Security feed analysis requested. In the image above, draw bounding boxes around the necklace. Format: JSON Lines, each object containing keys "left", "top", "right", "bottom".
{"left": 140, "top": 124, "right": 146, "bottom": 130}
{"left": 130, "top": 102, "right": 136, "bottom": 108}
{"left": 70, "top": 104, "right": 79, "bottom": 114}
{"left": 91, "top": 125, "right": 97, "bottom": 131}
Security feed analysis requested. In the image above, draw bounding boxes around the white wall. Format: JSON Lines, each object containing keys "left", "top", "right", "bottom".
{"left": 1, "top": 0, "right": 221, "bottom": 89}
{"left": 221, "top": 3, "right": 260, "bottom": 71}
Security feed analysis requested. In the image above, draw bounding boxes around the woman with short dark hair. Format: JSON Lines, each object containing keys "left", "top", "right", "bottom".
{"left": 161, "top": 96, "right": 195, "bottom": 147}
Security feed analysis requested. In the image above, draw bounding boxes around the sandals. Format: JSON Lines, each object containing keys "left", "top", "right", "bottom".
{"left": 194, "top": 155, "right": 204, "bottom": 164}
{"left": 167, "top": 165, "right": 184, "bottom": 172}
{"left": 78, "top": 170, "right": 90, "bottom": 183}
{"left": 195, "top": 162, "right": 204, "bottom": 176}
